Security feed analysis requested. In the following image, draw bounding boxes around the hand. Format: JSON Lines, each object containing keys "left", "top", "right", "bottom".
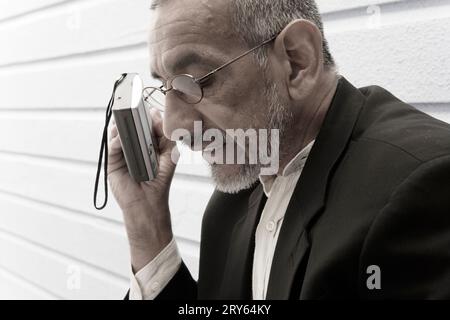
{"left": 107, "top": 109, "right": 179, "bottom": 271}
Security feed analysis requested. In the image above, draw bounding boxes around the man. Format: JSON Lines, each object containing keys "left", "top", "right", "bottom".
{"left": 107, "top": 0, "right": 450, "bottom": 299}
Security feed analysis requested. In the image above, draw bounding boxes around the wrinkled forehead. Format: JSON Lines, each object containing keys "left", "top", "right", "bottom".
{"left": 148, "top": 0, "right": 239, "bottom": 76}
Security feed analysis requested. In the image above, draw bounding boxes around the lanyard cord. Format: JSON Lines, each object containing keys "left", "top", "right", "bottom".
{"left": 93, "top": 74, "right": 127, "bottom": 210}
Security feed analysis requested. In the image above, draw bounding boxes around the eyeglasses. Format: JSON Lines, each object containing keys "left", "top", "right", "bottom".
{"left": 142, "top": 34, "right": 278, "bottom": 112}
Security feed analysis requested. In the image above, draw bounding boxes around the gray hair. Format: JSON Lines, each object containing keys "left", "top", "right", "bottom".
{"left": 151, "top": 0, "right": 335, "bottom": 67}
{"left": 230, "top": 0, "right": 334, "bottom": 67}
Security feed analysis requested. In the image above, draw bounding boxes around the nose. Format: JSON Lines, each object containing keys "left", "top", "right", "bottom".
{"left": 162, "top": 93, "right": 203, "bottom": 142}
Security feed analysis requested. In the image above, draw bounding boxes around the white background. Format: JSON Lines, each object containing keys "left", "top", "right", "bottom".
{"left": 0, "top": 0, "right": 449, "bottom": 299}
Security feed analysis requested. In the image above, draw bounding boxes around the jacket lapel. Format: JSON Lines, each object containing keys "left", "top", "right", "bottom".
{"left": 220, "top": 183, "right": 267, "bottom": 299}
{"left": 266, "top": 77, "right": 367, "bottom": 299}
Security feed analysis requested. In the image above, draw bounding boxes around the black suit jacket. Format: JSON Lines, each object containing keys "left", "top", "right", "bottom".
{"left": 128, "top": 77, "right": 450, "bottom": 300}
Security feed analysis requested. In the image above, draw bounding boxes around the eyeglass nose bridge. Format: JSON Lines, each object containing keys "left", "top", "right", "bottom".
{"left": 142, "top": 85, "right": 171, "bottom": 99}
{"left": 157, "top": 84, "right": 172, "bottom": 95}
{"left": 143, "top": 74, "right": 205, "bottom": 106}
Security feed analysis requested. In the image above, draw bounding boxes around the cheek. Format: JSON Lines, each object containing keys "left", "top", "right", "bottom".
{"left": 196, "top": 101, "right": 241, "bottom": 130}
{"left": 162, "top": 115, "right": 174, "bottom": 140}
{"left": 199, "top": 80, "right": 268, "bottom": 130}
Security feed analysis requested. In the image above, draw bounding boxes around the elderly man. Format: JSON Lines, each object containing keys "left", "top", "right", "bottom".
{"left": 107, "top": 0, "right": 450, "bottom": 299}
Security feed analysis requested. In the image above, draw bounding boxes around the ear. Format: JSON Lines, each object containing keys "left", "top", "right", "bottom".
{"left": 274, "top": 19, "right": 325, "bottom": 100}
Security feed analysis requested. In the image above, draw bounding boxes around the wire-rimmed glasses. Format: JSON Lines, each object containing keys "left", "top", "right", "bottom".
{"left": 142, "top": 34, "right": 278, "bottom": 112}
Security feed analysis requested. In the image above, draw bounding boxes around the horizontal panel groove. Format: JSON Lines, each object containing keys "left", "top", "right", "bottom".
{"left": 0, "top": 0, "right": 77, "bottom": 25}
{"left": 0, "top": 42, "right": 147, "bottom": 70}
{"left": 0, "top": 175, "right": 210, "bottom": 237}
{"left": 0, "top": 151, "right": 211, "bottom": 231}
{"left": 0, "top": 266, "right": 62, "bottom": 299}
{"left": 322, "top": 0, "right": 450, "bottom": 20}
{"left": 0, "top": 149, "right": 212, "bottom": 181}
{"left": 0, "top": 111, "right": 105, "bottom": 121}
{"left": 0, "top": 106, "right": 447, "bottom": 123}
{"left": 0, "top": 107, "right": 106, "bottom": 114}
{"left": 0, "top": 103, "right": 447, "bottom": 115}
{"left": 0, "top": 188, "right": 124, "bottom": 228}
{"left": 320, "top": 0, "right": 401, "bottom": 16}
{"left": 322, "top": 0, "right": 450, "bottom": 36}
{"left": 0, "top": 228, "right": 129, "bottom": 284}
{"left": 0, "top": 150, "right": 98, "bottom": 169}
{"left": 0, "top": 187, "right": 122, "bottom": 227}
{"left": 0, "top": 188, "right": 200, "bottom": 260}
{"left": 412, "top": 103, "right": 450, "bottom": 109}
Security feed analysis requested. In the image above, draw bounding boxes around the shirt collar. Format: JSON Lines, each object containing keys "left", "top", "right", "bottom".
{"left": 259, "top": 140, "right": 315, "bottom": 197}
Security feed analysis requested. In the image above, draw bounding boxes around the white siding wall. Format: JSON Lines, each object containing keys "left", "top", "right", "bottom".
{"left": 0, "top": 0, "right": 448, "bottom": 299}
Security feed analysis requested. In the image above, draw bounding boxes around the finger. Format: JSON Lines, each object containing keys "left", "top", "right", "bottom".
{"left": 109, "top": 134, "right": 122, "bottom": 150}
{"left": 150, "top": 108, "right": 164, "bottom": 138}
{"left": 108, "top": 136, "right": 123, "bottom": 159}
{"left": 108, "top": 148, "right": 124, "bottom": 166}
{"left": 107, "top": 152, "right": 125, "bottom": 175}
{"left": 109, "top": 123, "right": 119, "bottom": 141}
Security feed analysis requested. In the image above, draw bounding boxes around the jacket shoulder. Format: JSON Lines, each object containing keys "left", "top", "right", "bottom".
{"left": 354, "top": 85, "right": 450, "bottom": 163}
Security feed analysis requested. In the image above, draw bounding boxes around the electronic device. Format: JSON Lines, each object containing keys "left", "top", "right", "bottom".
{"left": 111, "top": 73, "right": 159, "bottom": 182}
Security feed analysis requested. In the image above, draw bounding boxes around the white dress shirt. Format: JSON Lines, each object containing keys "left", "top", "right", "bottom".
{"left": 129, "top": 140, "right": 315, "bottom": 300}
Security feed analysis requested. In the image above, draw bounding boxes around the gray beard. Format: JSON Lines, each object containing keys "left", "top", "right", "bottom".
{"left": 211, "top": 83, "right": 294, "bottom": 194}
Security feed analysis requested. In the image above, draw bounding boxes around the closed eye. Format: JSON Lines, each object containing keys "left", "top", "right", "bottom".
{"left": 151, "top": 70, "right": 162, "bottom": 80}
{"left": 151, "top": 71, "right": 168, "bottom": 87}
{"left": 150, "top": 74, "right": 167, "bottom": 90}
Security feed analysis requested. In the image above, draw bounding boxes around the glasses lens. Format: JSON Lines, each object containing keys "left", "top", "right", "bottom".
{"left": 143, "top": 87, "right": 166, "bottom": 112}
{"left": 171, "top": 75, "right": 203, "bottom": 104}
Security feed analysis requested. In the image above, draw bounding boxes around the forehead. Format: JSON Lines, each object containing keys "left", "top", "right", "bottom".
{"left": 148, "top": 0, "right": 240, "bottom": 75}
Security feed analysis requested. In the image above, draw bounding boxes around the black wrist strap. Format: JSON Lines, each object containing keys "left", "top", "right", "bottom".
{"left": 93, "top": 74, "right": 127, "bottom": 210}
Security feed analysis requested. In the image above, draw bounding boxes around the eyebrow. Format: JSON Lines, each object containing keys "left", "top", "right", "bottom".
{"left": 151, "top": 51, "right": 220, "bottom": 81}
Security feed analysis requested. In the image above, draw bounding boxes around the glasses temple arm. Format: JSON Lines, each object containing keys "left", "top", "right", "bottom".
{"left": 196, "top": 35, "right": 277, "bottom": 83}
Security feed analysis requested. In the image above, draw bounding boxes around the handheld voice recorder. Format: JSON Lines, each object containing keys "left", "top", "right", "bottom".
{"left": 112, "top": 73, "right": 159, "bottom": 182}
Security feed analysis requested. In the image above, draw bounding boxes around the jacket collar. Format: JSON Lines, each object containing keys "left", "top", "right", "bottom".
{"left": 219, "top": 183, "right": 267, "bottom": 299}
{"left": 259, "top": 139, "right": 316, "bottom": 197}
{"left": 220, "top": 77, "right": 366, "bottom": 299}
{"left": 266, "top": 76, "right": 366, "bottom": 299}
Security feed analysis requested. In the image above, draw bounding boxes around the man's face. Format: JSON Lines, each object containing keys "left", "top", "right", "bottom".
{"left": 149, "top": 0, "right": 291, "bottom": 193}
